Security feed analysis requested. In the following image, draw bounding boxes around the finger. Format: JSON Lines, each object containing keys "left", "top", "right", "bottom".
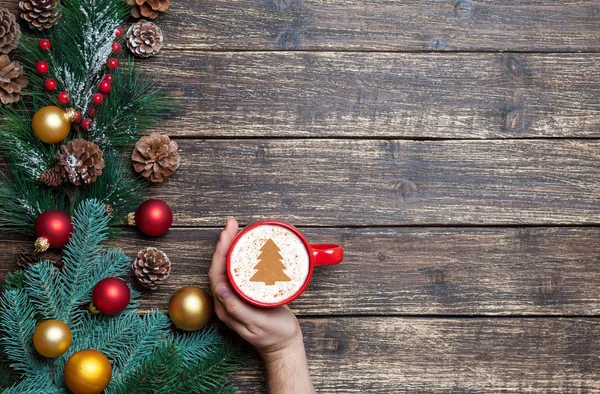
{"left": 214, "top": 297, "right": 252, "bottom": 338}
{"left": 214, "top": 283, "right": 254, "bottom": 323}
{"left": 208, "top": 225, "right": 236, "bottom": 290}
{"left": 224, "top": 218, "right": 239, "bottom": 239}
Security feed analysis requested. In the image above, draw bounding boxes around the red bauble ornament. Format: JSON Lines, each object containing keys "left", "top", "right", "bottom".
{"left": 133, "top": 199, "right": 173, "bottom": 236}
{"left": 107, "top": 58, "right": 119, "bottom": 70}
{"left": 44, "top": 78, "right": 57, "bottom": 91}
{"left": 99, "top": 80, "right": 111, "bottom": 94}
{"left": 115, "top": 27, "right": 124, "bottom": 38}
{"left": 36, "top": 61, "right": 49, "bottom": 74}
{"left": 92, "top": 277, "right": 130, "bottom": 315}
{"left": 34, "top": 210, "right": 73, "bottom": 252}
{"left": 73, "top": 111, "right": 82, "bottom": 124}
{"left": 103, "top": 74, "right": 114, "bottom": 84}
{"left": 81, "top": 118, "right": 93, "bottom": 130}
{"left": 91, "top": 93, "right": 104, "bottom": 105}
{"left": 87, "top": 107, "right": 96, "bottom": 117}
{"left": 39, "top": 39, "right": 51, "bottom": 51}
{"left": 112, "top": 42, "right": 122, "bottom": 54}
{"left": 57, "top": 91, "right": 70, "bottom": 104}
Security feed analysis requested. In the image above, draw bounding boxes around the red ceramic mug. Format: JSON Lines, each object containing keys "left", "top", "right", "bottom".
{"left": 227, "top": 220, "right": 343, "bottom": 307}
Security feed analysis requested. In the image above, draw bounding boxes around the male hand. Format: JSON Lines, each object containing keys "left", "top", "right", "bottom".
{"left": 209, "top": 219, "right": 315, "bottom": 393}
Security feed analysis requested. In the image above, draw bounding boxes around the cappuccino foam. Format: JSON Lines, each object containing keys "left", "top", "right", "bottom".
{"left": 230, "top": 224, "right": 310, "bottom": 304}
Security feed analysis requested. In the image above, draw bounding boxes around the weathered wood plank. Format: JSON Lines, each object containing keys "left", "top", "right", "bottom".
{"left": 145, "top": 139, "right": 600, "bottom": 226}
{"left": 4, "top": 1, "right": 600, "bottom": 52}
{"left": 232, "top": 317, "right": 600, "bottom": 393}
{"left": 157, "top": 0, "right": 600, "bottom": 52}
{"left": 146, "top": 52, "right": 600, "bottom": 138}
{"left": 2, "top": 227, "right": 599, "bottom": 315}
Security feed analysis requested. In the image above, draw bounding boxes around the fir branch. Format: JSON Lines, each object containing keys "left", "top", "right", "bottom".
{"left": 110, "top": 310, "right": 171, "bottom": 385}
{"left": 0, "top": 169, "right": 68, "bottom": 235}
{"left": 0, "top": 102, "right": 58, "bottom": 179}
{"left": 0, "top": 289, "right": 43, "bottom": 374}
{"left": 24, "top": 261, "right": 66, "bottom": 320}
{"left": 2, "top": 369, "right": 62, "bottom": 394}
{"left": 0, "top": 343, "right": 17, "bottom": 391}
{"left": 2, "top": 270, "right": 26, "bottom": 291}
{"left": 48, "top": 0, "right": 131, "bottom": 112}
{"left": 108, "top": 342, "right": 184, "bottom": 394}
{"left": 91, "top": 61, "right": 176, "bottom": 148}
{"left": 173, "top": 337, "right": 249, "bottom": 394}
{"left": 77, "top": 149, "right": 148, "bottom": 226}
{"left": 60, "top": 199, "right": 110, "bottom": 326}
{"left": 171, "top": 326, "right": 224, "bottom": 368}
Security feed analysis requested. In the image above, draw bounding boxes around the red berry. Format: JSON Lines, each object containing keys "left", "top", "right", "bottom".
{"left": 87, "top": 107, "right": 97, "bottom": 117}
{"left": 36, "top": 61, "right": 49, "bottom": 74}
{"left": 107, "top": 58, "right": 119, "bottom": 70}
{"left": 115, "top": 27, "right": 124, "bottom": 38}
{"left": 57, "top": 91, "right": 69, "bottom": 105}
{"left": 39, "top": 39, "right": 51, "bottom": 51}
{"left": 112, "top": 42, "right": 122, "bottom": 54}
{"left": 44, "top": 78, "right": 57, "bottom": 91}
{"left": 99, "top": 80, "right": 111, "bottom": 94}
{"left": 103, "top": 74, "right": 114, "bottom": 83}
{"left": 81, "top": 118, "right": 93, "bottom": 130}
{"left": 91, "top": 93, "right": 104, "bottom": 105}
{"left": 73, "top": 111, "right": 82, "bottom": 124}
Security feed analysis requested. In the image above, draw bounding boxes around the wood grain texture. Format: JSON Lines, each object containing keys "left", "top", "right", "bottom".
{"left": 146, "top": 52, "right": 600, "bottom": 138}
{"left": 153, "top": 0, "right": 600, "bottom": 52}
{"left": 2, "top": 227, "right": 599, "bottom": 315}
{"left": 3, "top": 1, "right": 600, "bottom": 52}
{"left": 232, "top": 317, "right": 600, "bottom": 393}
{"left": 138, "top": 139, "right": 600, "bottom": 226}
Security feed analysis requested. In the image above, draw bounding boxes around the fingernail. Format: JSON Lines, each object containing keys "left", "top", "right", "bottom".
{"left": 216, "top": 286, "right": 230, "bottom": 300}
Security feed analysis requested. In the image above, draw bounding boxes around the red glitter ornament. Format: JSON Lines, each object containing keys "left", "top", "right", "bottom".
{"left": 44, "top": 78, "right": 57, "bottom": 91}
{"left": 87, "top": 107, "right": 96, "bottom": 117}
{"left": 81, "top": 118, "right": 93, "bottom": 130}
{"left": 115, "top": 27, "right": 124, "bottom": 38}
{"left": 107, "top": 58, "right": 119, "bottom": 70}
{"left": 99, "top": 80, "right": 111, "bottom": 94}
{"left": 39, "top": 39, "right": 51, "bottom": 51}
{"left": 92, "top": 277, "right": 131, "bottom": 315}
{"left": 132, "top": 199, "right": 173, "bottom": 236}
{"left": 34, "top": 210, "right": 73, "bottom": 252}
{"left": 91, "top": 93, "right": 104, "bottom": 105}
{"left": 112, "top": 42, "right": 122, "bottom": 54}
{"left": 36, "top": 61, "right": 49, "bottom": 74}
{"left": 57, "top": 91, "right": 70, "bottom": 104}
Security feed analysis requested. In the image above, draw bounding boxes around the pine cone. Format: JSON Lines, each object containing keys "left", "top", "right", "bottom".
{"left": 55, "top": 139, "right": 105, "bottom": 185}
{"left": 0, "top": 55, "right": 27, "bottom": 105}
{"left": 0, "top": 8, "right": 20, "bottom": 54}
{"left": 132, "top": 132, "right": 180, "bottom": 183}
{"left": 127, "top": 0, "right": 169, "bottom": 20}
{"left": 16, "top": 249, "right": 62, "bottom": 270}
{"left": 126, "top": 20, "right": 163, "bottom": 58}
{"left": 132, "top": 247, "right": 171, "bottom": 290}
{"left": 40, "top": 165, "right": 64, "bottom": 186}
{"left": 19, "top": 0, "right": 59, "bottom": 30}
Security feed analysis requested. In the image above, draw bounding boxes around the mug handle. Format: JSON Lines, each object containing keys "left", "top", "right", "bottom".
{"left": 311, "top": 244, "right": 344, "bottom": 266}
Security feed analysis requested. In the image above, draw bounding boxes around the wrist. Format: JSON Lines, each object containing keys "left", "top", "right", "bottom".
{"left": 259, "top": 331, "right": 305, "bottom": 365}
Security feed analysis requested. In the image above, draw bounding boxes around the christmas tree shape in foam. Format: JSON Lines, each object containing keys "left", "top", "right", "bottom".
{"left": 250, "top": 239, "right": 291, "bottom": 285}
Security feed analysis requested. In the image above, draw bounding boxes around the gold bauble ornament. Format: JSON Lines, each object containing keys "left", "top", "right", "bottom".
{"left": 32, "top": 106, "right": 77, "bottom": 143}
{"left": 64, "top": 349, "right": 112, "bottom": 394}
{"left": 32, "top": 319, "right": 72, "bottom": 358}
{"left": 168, "top": 286, "right": 213, "bottom": 331}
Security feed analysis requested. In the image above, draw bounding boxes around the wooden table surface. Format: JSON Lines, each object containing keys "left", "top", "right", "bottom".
{"left": 2, "top": 1, "right": 600, "bottom": 392}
